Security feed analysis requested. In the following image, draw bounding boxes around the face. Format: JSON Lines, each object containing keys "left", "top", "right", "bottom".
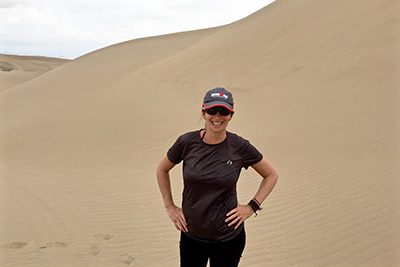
{"left": 203, "top": 107, "right": 233, "bottom": 133}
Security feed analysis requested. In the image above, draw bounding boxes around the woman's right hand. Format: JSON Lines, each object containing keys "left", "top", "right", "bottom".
{"left": 166, "top": 205, "right": 188, "bottom": 232}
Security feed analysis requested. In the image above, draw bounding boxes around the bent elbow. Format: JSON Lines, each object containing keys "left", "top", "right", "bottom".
{"left": 268, "top": 170, "right": 279, "bottom": 184}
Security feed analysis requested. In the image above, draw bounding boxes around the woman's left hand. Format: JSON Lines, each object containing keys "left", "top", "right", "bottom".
{"left": 225, "top": 204, "right": 254, "bottom": 229}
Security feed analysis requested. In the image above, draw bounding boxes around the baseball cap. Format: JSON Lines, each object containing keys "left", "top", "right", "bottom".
{"left": 202, "top": 87, "right": 234, "bottom": 112}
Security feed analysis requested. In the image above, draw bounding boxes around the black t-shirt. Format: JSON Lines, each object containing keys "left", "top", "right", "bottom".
{"left": 167, "top": 130, "right": 263, "bottom": 242}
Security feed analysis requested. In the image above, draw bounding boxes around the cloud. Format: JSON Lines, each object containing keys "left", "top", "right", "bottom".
{"left": 0, "top": 0, "right": 275, "bottom": 59}
{"left": 0, "top": 0, "right": 23, "bottom": 8}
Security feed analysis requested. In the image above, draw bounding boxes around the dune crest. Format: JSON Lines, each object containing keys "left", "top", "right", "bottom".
{"left": 0, "top": 54, "right": 68, "bottom": 92}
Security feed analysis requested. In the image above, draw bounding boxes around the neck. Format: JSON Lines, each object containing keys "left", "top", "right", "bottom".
{"left": 201, "top": 129, "right": 227, "bottom": 144}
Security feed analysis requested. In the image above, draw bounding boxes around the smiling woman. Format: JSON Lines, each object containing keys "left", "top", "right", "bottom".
{"left": 201, "top": 88, "right": 235, "bottom": 139}
{"left": 156, "top": 87, "right": 279, "bottom": 267}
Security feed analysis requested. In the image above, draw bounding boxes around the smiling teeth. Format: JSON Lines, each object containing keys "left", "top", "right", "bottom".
{"left": 212, "top": 121, "right": 223, "bottom": 125}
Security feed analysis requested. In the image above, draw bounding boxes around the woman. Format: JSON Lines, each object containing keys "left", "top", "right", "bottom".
{"left": 156, "top": 87, "right": 278, "bottom": 267}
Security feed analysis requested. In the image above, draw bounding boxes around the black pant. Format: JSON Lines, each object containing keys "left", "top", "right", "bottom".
{"left": 180, "top": 229, "right": 246, "bottom": 267}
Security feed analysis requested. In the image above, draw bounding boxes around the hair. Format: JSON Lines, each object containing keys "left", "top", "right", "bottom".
{"left": 198, "top": 109, "right": 205, "bottom": 123}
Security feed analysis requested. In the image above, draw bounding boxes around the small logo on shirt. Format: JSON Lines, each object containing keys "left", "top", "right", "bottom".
{"left": 226, "top": 160, "right": 233, "bottom": 165}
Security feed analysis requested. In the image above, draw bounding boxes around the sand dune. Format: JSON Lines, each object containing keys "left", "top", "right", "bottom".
{"left": 1, "top": 0, "right": 399, "bottom": 266}
{"left": 0, "top": 54, "right": 68, "bottom": 92}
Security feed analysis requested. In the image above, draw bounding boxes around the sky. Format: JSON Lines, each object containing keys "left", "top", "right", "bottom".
{"left": 0, "top": 0, "right": 275, "bottom": 59}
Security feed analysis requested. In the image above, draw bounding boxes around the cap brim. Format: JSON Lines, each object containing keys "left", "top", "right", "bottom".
{"left": 203, "top": 101, "right": 234, "bottom": 112}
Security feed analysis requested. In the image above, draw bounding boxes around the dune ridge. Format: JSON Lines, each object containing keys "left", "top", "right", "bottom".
{"left": 1, "top": 0, "right": 399, "bottom": 266}
{"left": 0, "top": 54, "right": 68, "bottom": 92}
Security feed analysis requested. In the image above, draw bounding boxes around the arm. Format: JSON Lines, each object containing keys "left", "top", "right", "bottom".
{"left": 156, "top": 156, "right": 188, "bottom": 232}
{"left": 226, "top": 157, "right": 278, "bottom": 228}
{"left": 250, "top": 157, "right": 279, "bottom": 204}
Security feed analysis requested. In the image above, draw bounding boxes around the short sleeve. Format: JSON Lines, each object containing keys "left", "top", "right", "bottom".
{"left": 167, "top": 134, "right": 186, "bottom": 164}
{"left": 242, "top": 141, "right": 263, "bottom": 170}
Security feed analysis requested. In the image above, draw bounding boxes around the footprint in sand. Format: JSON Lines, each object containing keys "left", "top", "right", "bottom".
{"left": 88, "top": 245, "right": 100, "bottom": 256}
{"left": 94, "top": 234, "right": 113, "bottom": 241}
{"left": 86, "top": 234, "right": 112, "bottom": 257}
{"left": 4, "top": 242, "right": 27, "bottom": 249}
{"left": 39, "top": 241, "right": 69, "bottom": 250}
{"left": 119, "top": 254, "right": 135, "bottom": 265}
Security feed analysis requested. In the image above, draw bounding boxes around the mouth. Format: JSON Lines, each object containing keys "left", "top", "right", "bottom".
{"left": 211, "top": 121, "right": 223, "bottom": 126}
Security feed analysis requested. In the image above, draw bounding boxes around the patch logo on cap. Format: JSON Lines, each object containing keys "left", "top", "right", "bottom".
{"left": 211, "top": 92, "right": 229, "bottom": 99}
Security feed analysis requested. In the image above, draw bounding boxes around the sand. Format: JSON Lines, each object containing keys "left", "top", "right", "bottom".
{"left": 1, "top": 0, "right": 399, "bottom": 266}
{"left": 0, "top": 54, "right": 68, "bottom": 93}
